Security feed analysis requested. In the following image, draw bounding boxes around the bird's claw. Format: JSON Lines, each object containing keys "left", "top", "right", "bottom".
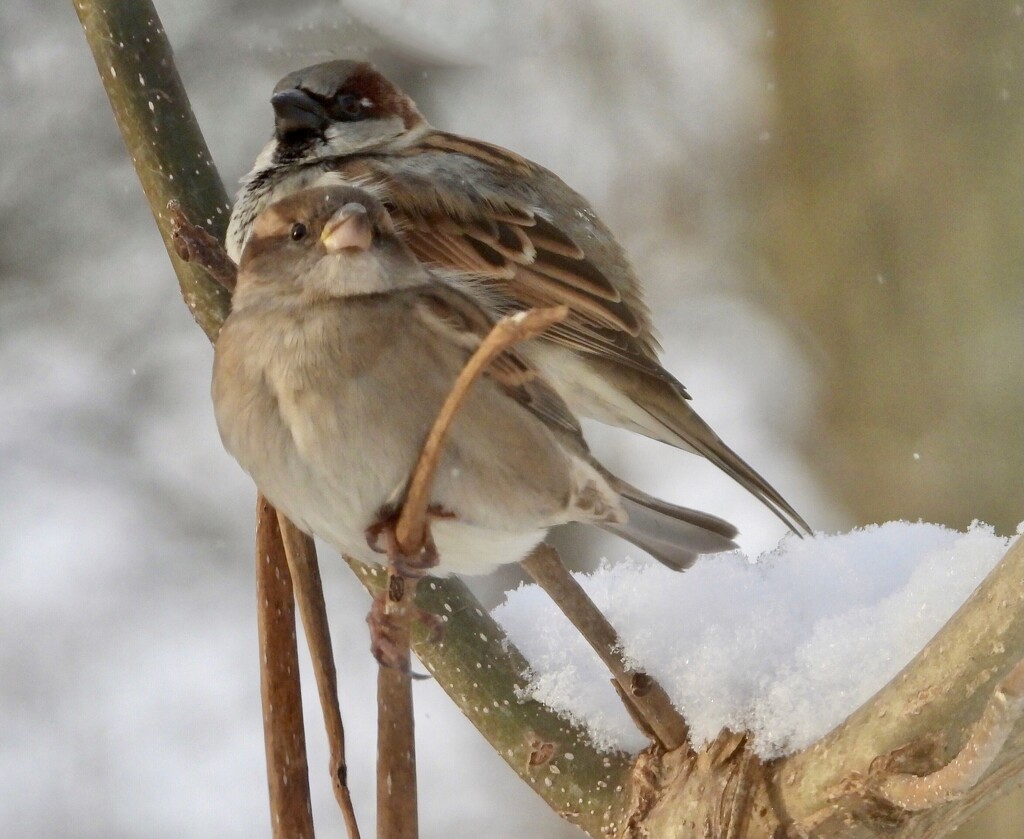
{"left": 366, "top": 593, "right": 433, "bottom": 679}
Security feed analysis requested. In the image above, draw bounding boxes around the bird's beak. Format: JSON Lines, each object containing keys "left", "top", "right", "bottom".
{"left": 321, "top": 203, "right": 373, "bottom": 254}
{"left": 271, "top": 88, "right": 328, "bottom": 137}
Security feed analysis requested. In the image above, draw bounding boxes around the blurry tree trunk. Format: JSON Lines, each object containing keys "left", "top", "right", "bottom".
{"left": 760, "top": 2, "right": 1024, "bottom": 535}
{"left": 761, "top": 3, "right": 1024, "bottom": 836}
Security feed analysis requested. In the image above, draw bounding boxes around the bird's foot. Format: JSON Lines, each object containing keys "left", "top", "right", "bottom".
{"left": 367, "top": 589, "right": 411, "bottom": 672}
{"left": 364, "top": 506, "right": 446, "bottom": 577}
{"left": 364, "top": 512, "right": 447, "bottom": 672}
{"left": 366, "top": 584, "right": 441, "bottom": 676}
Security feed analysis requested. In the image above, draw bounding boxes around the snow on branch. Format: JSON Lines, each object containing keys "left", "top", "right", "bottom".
{"left": 497, "top": 523, "right": 1015, "bottom": 756}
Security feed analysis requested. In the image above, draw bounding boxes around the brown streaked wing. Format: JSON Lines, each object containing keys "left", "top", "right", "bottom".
{"left": 544, "top": 320, "right": 673, "bottom": 378}
{"left": 334, "top": 134, "right": 660, "bottom": 373}
{"left": 513, "top": 268, "right": 639, "bottom": 334}
{"left": 403, "top": 228, "right": 516, "bottom": 280}
{"left": 528, "top": 216, "right": 585, "bottom": 259}
{"left": 525, "top": 252, "right": 621, "bottom": 302}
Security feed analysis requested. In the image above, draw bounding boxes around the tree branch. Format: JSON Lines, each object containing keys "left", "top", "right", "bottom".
{"left": 375, "top": 304, "right": 598, "bottom": 838}
{"left": 73, "top": 0, "right": 231, "bottom": 342}
{"left": 771, "top": 534, "right": 1024, "bottom": 837}
{"left": 877, "top": 657, "right": 1024, "bottom": 811}
{"left": 520, "top": 544, "right": 689, "bottom": 752}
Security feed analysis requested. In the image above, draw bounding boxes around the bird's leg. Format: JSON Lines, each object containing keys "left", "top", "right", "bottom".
{"left": 364, "top": 512, "right": 446, "bottom": 669}
{"left": 366, "top": 504, "right": 448, "bottom": 577}
{"left": 385, "top": 524, "right": 439, "bottom": 580}
{"left": 366, "top": 576, "right": 409, "bottom": 672}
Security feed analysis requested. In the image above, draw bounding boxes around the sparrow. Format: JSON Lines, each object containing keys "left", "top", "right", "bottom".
{"left": 213, "top": 185, "right": 741, "bottom": 576}
{"left": 225, "top": 60, "right": 811, "bottom": 536}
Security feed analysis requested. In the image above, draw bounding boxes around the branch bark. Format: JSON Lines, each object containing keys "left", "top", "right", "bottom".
{"left": 877, "top": 657, "right": 1024, "bottom": 812}
{"left": 521, "top": 544, "right": 689, "bottom": 752}
{"left": 74, "top": 0, "right": 231, "bottom": 342}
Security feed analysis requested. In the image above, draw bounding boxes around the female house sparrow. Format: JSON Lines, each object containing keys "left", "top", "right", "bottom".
{"left": 213, "top": 185, "right": 740, "bottom": 575}
{"left": 225, "top": 60, "right": 810, "bottom": 536}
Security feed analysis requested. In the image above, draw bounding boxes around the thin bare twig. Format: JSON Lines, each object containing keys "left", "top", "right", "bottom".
{"left": 394, "top": 305, "right": 569, "bottom": 556}
{"left": 520, "top": 544, "right": 690, "bottom": 751}
{"left": 256, "top": 496, "right": 316, "bottom": 839}
{"left": 278, "top": 518, "right": 362, "bottom": 839}
{"left": 877, "top": 656, "right": 1024, "bottom": 810}
{"left": 375, "top": 304, "right": 570, "bottom": 839}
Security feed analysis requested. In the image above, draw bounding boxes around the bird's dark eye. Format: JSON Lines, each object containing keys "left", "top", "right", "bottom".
{"left": 333, "top": 92, "right": 368, "bottom": 122}
{"left": 290, "top": 222, "right": 308, "bottom": 241}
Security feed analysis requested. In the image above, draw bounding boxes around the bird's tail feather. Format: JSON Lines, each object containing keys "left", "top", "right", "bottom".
{"left": 611, "top": 367, "right": 812, "bottom": 537}
{"left": 597, "top": 469, "right": 739, "bottom": 571}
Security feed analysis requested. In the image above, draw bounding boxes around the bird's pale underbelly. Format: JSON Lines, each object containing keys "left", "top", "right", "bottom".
{"left": 214, "top": 305, "right": 574, "bottom": 573}
{"left": 241, "top": 399, "right": 551, "bottom": 575}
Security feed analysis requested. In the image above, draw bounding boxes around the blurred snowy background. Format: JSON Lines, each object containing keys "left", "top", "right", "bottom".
{"left": 2, "top": 1, "right": 1020, "bottom": 837}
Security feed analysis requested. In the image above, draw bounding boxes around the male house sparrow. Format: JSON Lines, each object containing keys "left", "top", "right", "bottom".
{"left": 213, "top": 185, "right": 740, "bottom": 576}
{"left": 225, "top": 60, "right": 810, "bottom": 536}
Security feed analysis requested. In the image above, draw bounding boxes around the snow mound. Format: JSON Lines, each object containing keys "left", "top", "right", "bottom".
{"left": 493, "top": 521, "right": 1016, "bottom": 756}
